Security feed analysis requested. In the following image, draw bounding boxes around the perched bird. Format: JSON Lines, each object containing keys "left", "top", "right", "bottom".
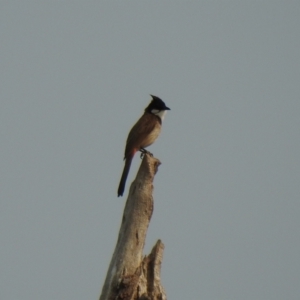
{"left": 117, "top": 95, "right": 170, "bottom": 197}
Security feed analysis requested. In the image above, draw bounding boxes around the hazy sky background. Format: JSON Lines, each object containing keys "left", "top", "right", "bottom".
{"left": 1, "top": 2, "right": 299, "bottom": 299}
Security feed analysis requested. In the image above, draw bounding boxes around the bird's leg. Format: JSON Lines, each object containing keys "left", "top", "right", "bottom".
{"left": 139, "top": 148, "right": 153, "bottom": 158}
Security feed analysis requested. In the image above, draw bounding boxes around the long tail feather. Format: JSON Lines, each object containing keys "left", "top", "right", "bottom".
{"left": 117, "top": 155, "right": 134, "bottom": 197}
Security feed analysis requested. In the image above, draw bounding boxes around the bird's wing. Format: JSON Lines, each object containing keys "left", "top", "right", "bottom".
{"left": 124, "top": 113, "right": 160, "bottom": 158}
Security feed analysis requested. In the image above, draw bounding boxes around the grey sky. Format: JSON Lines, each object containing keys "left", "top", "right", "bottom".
{"left": 1, "top": 2, "right": 299, "bottom": 299}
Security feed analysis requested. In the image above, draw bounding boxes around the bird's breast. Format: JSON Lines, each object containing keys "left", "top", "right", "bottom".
{"left": 141, "top": 123, "right": 161, "bottom": 148}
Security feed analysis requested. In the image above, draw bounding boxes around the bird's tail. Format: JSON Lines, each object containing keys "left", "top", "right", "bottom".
{"left": 118, "top": 154, "right": 134, "bottom": 197}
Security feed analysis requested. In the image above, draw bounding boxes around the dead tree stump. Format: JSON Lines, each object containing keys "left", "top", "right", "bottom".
{"left": 99, "top": 154, "right": 166, "bottom": 300}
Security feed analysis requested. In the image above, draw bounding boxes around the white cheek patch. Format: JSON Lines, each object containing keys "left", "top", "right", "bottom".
{"left": 151, "top": 109, "right": 167, "bottom": 121}
{"left": 151, "top": 109, "right": 160, "bottom": 114}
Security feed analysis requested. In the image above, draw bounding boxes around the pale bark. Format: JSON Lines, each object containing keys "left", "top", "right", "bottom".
{"left": 99, "top": 154, "right": 166, "bottom": 300}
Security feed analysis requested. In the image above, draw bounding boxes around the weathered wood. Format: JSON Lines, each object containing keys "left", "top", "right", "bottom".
{"left": 139, "top": 240, "right": 166, "bottom": 300}
{"left": 99, "top": 154, "right": 166, "bottom": 300}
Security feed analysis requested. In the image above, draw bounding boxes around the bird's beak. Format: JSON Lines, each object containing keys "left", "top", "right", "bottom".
{"left": 165, "top": 106, "right": 171, "bottom": 110}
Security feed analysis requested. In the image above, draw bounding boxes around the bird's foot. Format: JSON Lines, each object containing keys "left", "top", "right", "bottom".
{"left": 139, "top": 148, "right": 153, "bottom": 158}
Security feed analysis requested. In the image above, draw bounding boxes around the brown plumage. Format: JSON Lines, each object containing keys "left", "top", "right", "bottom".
{"left": 117, "top": 95, "right": 170, "bottom": 197}
{"left": 124, "top": 113, "right": 162, "bottom": 158}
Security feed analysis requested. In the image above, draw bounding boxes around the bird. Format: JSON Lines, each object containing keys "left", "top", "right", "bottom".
{"left": 117, "top": 95, "right": 170, "bottom": 197}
